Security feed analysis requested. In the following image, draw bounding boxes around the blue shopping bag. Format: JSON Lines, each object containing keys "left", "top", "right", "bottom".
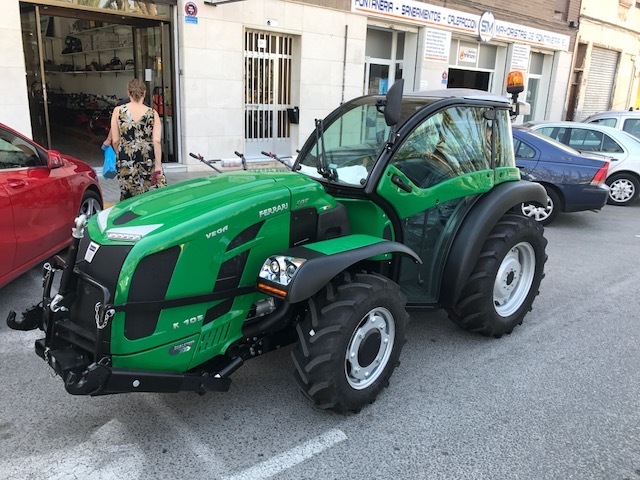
{"left": 101, "top": 145, "right": 116, "bottom": 179}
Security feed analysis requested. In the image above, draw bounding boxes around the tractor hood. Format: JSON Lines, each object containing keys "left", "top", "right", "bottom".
{"left": 88, "top": 171, "right": 331, "bottom": 247}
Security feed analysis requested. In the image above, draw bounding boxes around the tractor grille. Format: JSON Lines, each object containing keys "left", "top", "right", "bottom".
{"left": 68, "top": 235, "right": 133, "bottom": 353}
{"left": 124, "top": 246, "right": 181, "bottom": 340}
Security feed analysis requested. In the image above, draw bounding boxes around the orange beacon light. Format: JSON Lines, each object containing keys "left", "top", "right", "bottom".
{"left": 507, "top": 71, "right": 525, "bottom": 97}
{"left": 506, "top": 71, "right": 525, "bottom": 115}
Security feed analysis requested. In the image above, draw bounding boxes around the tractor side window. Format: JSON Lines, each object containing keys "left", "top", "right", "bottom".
{"left": 493, "top": 109, "right": 515, "bottom": 168}
{"left": 392, "top": 106, "right": 492, "bottom": 189}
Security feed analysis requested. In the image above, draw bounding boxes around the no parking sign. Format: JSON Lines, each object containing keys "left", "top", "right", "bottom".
{"left": 184, "top": 1, "right": 198, "bottom": 24}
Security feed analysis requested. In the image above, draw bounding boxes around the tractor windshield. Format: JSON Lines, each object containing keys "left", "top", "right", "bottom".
{"left": 297, "top": 98, "right": 432, "bottom": 187}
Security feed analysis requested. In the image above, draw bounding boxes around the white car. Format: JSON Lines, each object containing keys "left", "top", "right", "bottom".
{"left": 583, "top": 110, "right": 640, "bottom": 140}
{"left": 525, "top": 121, "right": 640, "bottom": 206}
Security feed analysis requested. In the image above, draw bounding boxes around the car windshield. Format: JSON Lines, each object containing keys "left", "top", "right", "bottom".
{"left": 296, "top": 97, "right": 433, "bottom": 187}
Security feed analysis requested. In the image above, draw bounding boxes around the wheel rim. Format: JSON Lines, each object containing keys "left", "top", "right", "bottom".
{"left": 609, "top": 178, "right": 635, "bottom": 203}
{"left": 493, "top": 242, "right": 536, "bottom": 317}
{"left": 80, "top": 197, "right": 102, "bottom": 218}
{"left": 344, "top": 307, "right": 395, "bottom": 390}
{"left": 521, "top": 197, "right": 553, "bottom": 223}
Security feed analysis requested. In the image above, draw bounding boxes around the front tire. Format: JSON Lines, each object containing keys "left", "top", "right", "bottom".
{"left": 606, "top": 173, "right": 639, "bottom": 206}
{"left": 291, "top": 272, "right": 409, "bottom": 413}
{"left": 445, "top": 214, "right": 547, "bottom": 338}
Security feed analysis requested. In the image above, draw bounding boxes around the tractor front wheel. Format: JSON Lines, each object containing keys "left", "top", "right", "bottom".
{"left": 446, "top": 214, "right": 547, "bottom": 338}
{"left": 291, "top": 272, "right": 409, "bottom": 413}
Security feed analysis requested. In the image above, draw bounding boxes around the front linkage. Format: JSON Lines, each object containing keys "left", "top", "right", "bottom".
{"left": 9, "top": 215, "right": 262, "bottom": 396}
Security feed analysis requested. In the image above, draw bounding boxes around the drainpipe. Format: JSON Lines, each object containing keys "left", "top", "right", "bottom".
{"left": 627, "top": 56, "right": 637, "bottom": 110}
{"left": 342, "top": 25, "right": 348, "bottom": 104}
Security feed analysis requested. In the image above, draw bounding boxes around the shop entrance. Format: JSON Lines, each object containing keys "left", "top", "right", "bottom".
{"left": 20, "top": 3, "right": 175, "bottom": 167}
{"left": 364, "top": 27, "right": 407, "bottom": 95}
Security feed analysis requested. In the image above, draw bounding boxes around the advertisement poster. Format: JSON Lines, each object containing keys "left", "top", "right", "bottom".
{"left": 458, "top": 47, "right": 477, "bottom": 64}
{"left": 511, "top": 44, "right": 531, "bottom": 71}
{"left": 424, "top": 28, "right": 451, "bottom": 62}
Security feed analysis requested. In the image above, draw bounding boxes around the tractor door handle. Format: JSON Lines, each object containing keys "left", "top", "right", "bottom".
{"left": 391, "top": 174, "right": 412, "bottom": 193}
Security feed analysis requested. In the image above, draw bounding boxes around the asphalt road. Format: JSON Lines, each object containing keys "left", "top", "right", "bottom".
{"left": 1, "top": 203, "right": 639, "bottom": 480}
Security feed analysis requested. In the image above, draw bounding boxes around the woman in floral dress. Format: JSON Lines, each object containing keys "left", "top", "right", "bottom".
{"left": 110, "top": 78, "right": 166, "bottom": 201}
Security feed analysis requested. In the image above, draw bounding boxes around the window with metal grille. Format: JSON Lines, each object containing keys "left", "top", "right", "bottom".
{"left": 244, "top": 31, "right": 293, "bottom": 141}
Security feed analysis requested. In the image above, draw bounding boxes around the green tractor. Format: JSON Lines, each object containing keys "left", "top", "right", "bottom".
{"left": 11, "top": 78, "right": 547, "bottom": 413}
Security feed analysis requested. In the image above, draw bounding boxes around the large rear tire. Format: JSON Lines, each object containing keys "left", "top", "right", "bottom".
{"left": 445, "top": 214, "right": 547, "bottom": 338}
{"left": 291, "top": 272, "right": 409, "bottom": 413}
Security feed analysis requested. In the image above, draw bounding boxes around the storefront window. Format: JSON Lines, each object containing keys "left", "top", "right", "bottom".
{"left": 524, "top": 52, "right": 545, "bottom": 122}
{"left": 366, "top": 28, "right": 392, "bottom": 58}
{"left": 479, "top": 44, "right": 497, "bottom": 70}
{"left": 365, "top": 28, "right": 405, "bottom": 95}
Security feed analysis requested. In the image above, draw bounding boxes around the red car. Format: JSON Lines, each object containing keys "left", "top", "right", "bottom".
{"left": 0, "top": 123, "right": 103, "bottom": 288}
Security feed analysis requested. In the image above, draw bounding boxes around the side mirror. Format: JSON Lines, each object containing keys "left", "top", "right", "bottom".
{"left": 384, "top": 78, "right": 405, "bottom": 127}
{"left": 48, "top": 151, "right": 64, "bottom": 169}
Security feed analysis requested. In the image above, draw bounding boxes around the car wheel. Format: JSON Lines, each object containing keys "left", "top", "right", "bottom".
{"left": 606, "top": 173, "right": 640, "bottom": 206}
{"left": 291, "top": 272, "right": 408, "bottom": 413}
{"left": 520, "top": 186, "right": 561, "bottom": 226}
{"left": 445, "top": 214, "right": 547, "bottom": 338}
{"left": 79, "top": 190, "right": 103, "bottom": 219}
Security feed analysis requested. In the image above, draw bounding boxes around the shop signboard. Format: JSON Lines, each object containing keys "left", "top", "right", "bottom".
{"left": 43, "top": 0, "right": 172, "bottom": 18}
{"left": 351, "top": 0, "right": 570, "bottom": 51}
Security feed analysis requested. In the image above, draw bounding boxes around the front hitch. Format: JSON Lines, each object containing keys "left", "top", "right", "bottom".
{"left": 6, "top": 303, "right": 44, "bottom": 331}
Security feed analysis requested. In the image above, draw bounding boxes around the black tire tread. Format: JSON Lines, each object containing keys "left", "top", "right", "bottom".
{"left": 291, "top": 272, "right": 408, "bottom": 413}
{"left": 445, "top": 214, "right": 547, "bottom": 338}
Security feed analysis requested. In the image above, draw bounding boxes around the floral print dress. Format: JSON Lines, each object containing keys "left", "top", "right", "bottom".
{"left": 116, "top": 104, "right": 166, "bottom": 200}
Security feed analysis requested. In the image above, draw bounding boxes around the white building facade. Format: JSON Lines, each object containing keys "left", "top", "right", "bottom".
{"left": 566, "top": 0, "right": 640, "bottom": 120}
{"left": 2, "top": 0, "right": 571, "bottom": 170}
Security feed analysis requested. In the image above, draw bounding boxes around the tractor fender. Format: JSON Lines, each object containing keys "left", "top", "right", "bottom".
{"left": 439, "top": 180, "right": 546, "bottom": 307}
{"left": 266, "top": 235, "right": 421, "bottom": 304}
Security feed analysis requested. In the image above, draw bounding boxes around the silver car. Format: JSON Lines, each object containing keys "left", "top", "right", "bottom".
{"left": 583, "top": 110, "right": 640, "bottom": 141}
{"left": 525, "top": 121, "right": 640, "bottom": 206}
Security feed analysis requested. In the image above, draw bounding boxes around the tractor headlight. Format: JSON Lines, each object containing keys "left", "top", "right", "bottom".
{"left": 258, "top": 255, "right": 306, "bottom": 287}
{"left": 269, "top": 259, "right": 280, "bottom": 276}
{"left": 106, "top": 224, "right": 163, "bottom": 242}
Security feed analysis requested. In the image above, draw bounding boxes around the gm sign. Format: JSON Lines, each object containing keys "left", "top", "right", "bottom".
{"left": 478, "top": 11, "right": 495, "bottom": 43}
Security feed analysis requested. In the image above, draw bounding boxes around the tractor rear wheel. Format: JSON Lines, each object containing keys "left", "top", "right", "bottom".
{"left": 445, "top": 214, "right": 547, "bottom": 338}
{"left": 291, "top": 272, "right": 409, "bottom": 413}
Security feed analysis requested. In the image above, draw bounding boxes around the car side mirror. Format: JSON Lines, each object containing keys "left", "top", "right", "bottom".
{"left": 48, "top": 151, "right": 64, "bottom": 169}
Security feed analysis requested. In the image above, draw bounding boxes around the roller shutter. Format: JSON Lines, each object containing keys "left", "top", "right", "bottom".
{"left": 582, "top": 47, "right": 619, "bottom": 120}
